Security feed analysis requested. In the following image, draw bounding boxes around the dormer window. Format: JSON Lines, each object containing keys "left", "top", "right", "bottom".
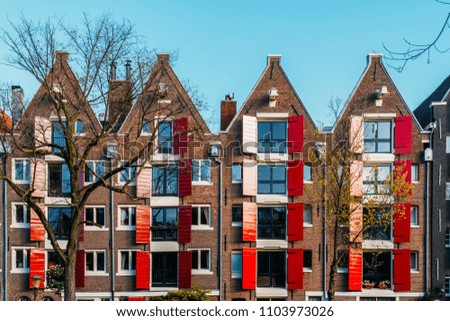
{"left": 75, "top": 120, "right": 83, "bottom": 135}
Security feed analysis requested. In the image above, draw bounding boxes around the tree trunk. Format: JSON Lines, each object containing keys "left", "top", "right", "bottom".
{"left": 327, "top": 260, "right": 338, "bottom": 301}
{"left": 64, "top": 241, "right": 78, "bottom": 301}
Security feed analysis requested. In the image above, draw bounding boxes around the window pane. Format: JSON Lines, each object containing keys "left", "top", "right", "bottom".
{"left": 86, "top": 253, "right": 94, "bottom": 271}
{"left": 76, "top": 120, "right": 83, "bottom": 133}
{"left": 377, "top": 122, "right": 391, "bottom": 139}
{"left": 86, "top": 208, "right": 94, "bottom": 225}
{"left": 192, "top": 161, "right": 200, "bottom": 181}
{"left": 201, "top": 161, "right": 211, "bottom": 182}
{"left": 121, "top": 252, "right": 129, "bottom": 270}
{"left": 16, "top": 250, "right": 24, "bottom": 268}
{"left": 97, "top": 252, "right": 105, "bottom": 271}
{"left": 232, "top": 206, "right": 242, "bottom": 223}
{"left": 258, "top": 166, "right": 270, "bottom": 181}
{"left": 304, "top": 165, "right": 312, "bottom": 181}
{"left": 304, "top": 251, "right": 312, "bottom": 269}
{"left": 411, "top": 206, "right": 418, "bottom": 225}
{"left": 192, "top": 251, "right": 198, "bottom": 269}
{"left": 271, "top": 122, "right": 286, "bottom": 140}
{"left": 191, "top": 207, "right": 199, "bottom": 225}
{"left": 97, "top": 208, "right": 105, "bottom": 227}
{"left": 201, "top": 250, "right": 209, "bottom": 269}
{"left": 232, "top": 164, "right": 242, "bottom": 182}
{"left": 15, "top": 160, "right": 24, "bottom": 180}
{"left": 232, "top": 253, "right": 242, "bottom": 274}
{"left": 200, "top": 207, "right": 209, "bottom": 225}
{"left": 304, "top": 205, "right": 312, "bottom": 224}
{"left": 16, "top": 205, "right": 24, "bottom": 223}
{"left": 377, "top": 166, "right": 391, "bottom": 181}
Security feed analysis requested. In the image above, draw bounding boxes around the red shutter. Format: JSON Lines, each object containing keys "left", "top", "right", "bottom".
{"left": 173, "top": 118, "right": 188, "bottom": 155}
{"left": 242, "top": 248, "right": 256, "bottom": 290}
{"left": 394, "top": 160, "right": 412, "bottom": 196}
{"left": 78, "top": 207, "right": 84, "bottom": 242}
{"left": 348, "top": 248, "right": 362, "bottom": 291}
{"left": 287, "top": 249, "right": 303, "bottom": 289}
{"left": 288, "top": 115, "right": 304, "bottom": 153}
{"left": 288, "top": 203, "right": 303, "bottom": 241}
{"left": 30, "top": 204, "right": 45, "bottom": 241}
{"left": 288, "top": 160, "right": 303, "bottom": 196}
{"left": 29, "top": 248, "right": 45, "bottom": 289}
{"left": 178, "top": 206, "right": 192, "bottom": 243}
{"left": 76, "top": 250, "right": 85, "bottom": 288}
{"left": 178, "top": 159, "right": 192, "bottom": 197}
{"left": 393, "top": 249, "right": 411, "bottom": 291}
{"left": 178, "top": 251, "right": 192, "bottom": 289}
{"left": 136, "top": 205, "right": 151, "bottom": 244}
{"left": 394, "top": 203, "right": 411, "bottom": 243}
{"left": 394, "top": 116, "right": 412, "bottom": 154}
{"left": 128, "top": 297, "right": 145, "bottom": 301}
{"left": 242, "top": 202, "right": 257, "bottom": 242}
{"left": 136, "top": 252, "right": 150, "bottom": 290}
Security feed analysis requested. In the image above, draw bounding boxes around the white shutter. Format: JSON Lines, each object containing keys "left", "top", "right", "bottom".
{"left": 242, "top": 115, "right": 257, "bottom": 154}
{"left": 136, "top": 162, "right": 151, "bottom": 198}
{"left": 242, "top": 159, "right": 257, "bottom": 196}
{"left": 34, "top": 116, "right": 52, "bottom": 151}
{"left": 350, "top": 116, "right": 363, "bottom": 154}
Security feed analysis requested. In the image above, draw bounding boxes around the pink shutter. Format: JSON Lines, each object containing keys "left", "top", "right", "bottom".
{"left": 29, "top": 248, "right": 45, "bottom": 289}
{"left": 137, "top": 163, "right": 151, "bottom": 198}
{"left": 393, "top": 249, "right": 411, "bottom": 291}
{"left": 178, "top": 159, "right": 192, "bottom": 197}
{"left": 288, "top": 203, "right": 303, "bottom": 241}
{"left": 242, "top": 159, "right": 257, "bottom": 196}
{"left": 78, "top": 207, "right": 84, "bottom": 242}
{"left": 394, "top": 160, "right": 412, "bottom": 197}
{"left": 178, "top": 206, "right": 192, "bottom": 243}
{"left": 242, "top": 248, "right": 256, "bottom": 290}
{"left": 34, "top": 116, "right": 51, "bottom": 151}
{"left": 348, "top": 248, "right": 362, "bottom": 291}
{"left": 242, "top": 115, "right": 257, "bottom": 154}
{"left": 350, "top": 116, "right": 363, "bottom": 154}
{"left": 288, "top": 160, "right": 303, "bottom": 196}
{"left": 30, "top": 204, "right": 45, "bottom": 241}
{"left": 178, "top": 251, "right": 192, "bottom": 289}
{"left": 349, "top": 202, "right": 363, "bottom": 243}
{"left": 136, "top": 205, "right": 151, "bottom": 244}
{"left": 136, "top": 251, "right": 150, "bottom": 290}
{"left": 287, "top": 249, "right": 303, "bottom": 289}
{"left": 30, "top": 160, "right": 46, "bottom": 198}
{"left": 394, "top": 116, "right": 412, "bottom": 154}
{"left": 350, "top": 160, "right": 363, "bottom": 197}
{"left": 242, "top": 202, "right": 256, "bottom": 242}
{"left": 76, "top": 250, "right": 85, "bottom": 288}
{"left": 394, "top": 203, "right": 411, "bottom": 243}
{"left": 173, "top": 118, "right": 188, "bottom": 155}
{"left": 288, "top": 115, "right": 304, "bottom": 153}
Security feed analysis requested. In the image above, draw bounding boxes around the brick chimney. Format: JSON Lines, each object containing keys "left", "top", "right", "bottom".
{"left": 11, "top": 85, "right": 24, "bottom": 126}
{"left": 220, "top": 93, "right": 236, "bottom": 131}
{"left": 107, "top": 61, "right": 133, "bottom": 131}
{"left": 55, "top": 50, "right": 69, "bottom": 61}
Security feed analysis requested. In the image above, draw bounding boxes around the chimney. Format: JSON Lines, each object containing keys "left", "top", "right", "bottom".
{"left": 55, "top": 50, "right": 69, "bottom": 61}
{"left": 220, "top": 93, "right": 236, "bottom": 131}
{"left": 110, "top": 61, "right": 117, "bottom": 81}
{"left": 157, "top": 53, "right": 170, "bottom": 64}
{"left": 267, "top": 54, "right": 282, "bottom": 66}
{"left": 125, "top": 60, "right": 131, "bottom": 81}
{"left": 11, "top": 85, "right": 24, "bottom": 125}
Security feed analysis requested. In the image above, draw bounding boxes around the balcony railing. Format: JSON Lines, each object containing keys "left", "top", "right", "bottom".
{"left": 48, "top": 179, "right": 71, "bottom": 197}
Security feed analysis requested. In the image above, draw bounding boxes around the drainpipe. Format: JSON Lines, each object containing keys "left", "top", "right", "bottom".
{"left": 110, "top": 161, "right": 115, "bottom": 301}
{"left": 214, "top": 158, "right": 223, "bottom": 301}
{"left": 2, "top": 157, "right": 7, "bottom": 301}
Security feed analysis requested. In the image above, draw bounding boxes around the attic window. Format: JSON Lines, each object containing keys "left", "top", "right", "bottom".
{"left": 75, "top": 120, "right": 84, "bottom": 134}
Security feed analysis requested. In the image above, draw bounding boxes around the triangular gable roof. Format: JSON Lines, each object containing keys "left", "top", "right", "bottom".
{"left": 119, "top": 53, "right": 211, "bottom": 135}
{"left": 223, "top": 55, "right": 316, "bottom": 132}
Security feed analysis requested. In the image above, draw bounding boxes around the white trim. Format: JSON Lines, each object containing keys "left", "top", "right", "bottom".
{"left": 256, "top": 194, "right": 288, "bottom": 204}
{"left": 12, "top": 158, "right": 30, "bottom": 184}
{"left": 150, "top": 196, "right": 179, "bottom": 207}
{"left": 256, "top": 288, "right": 288, "bottom": 297}
{"left": 362, "top": 240, "right": 394, "bottom": 249}
{"left": 150, "top": 242, "right": 179, "bottom": 252}
{"left": 256, "top": 112, "right": 289, "bottom": 118}
{"left": 84, "top": 205, "right": 107, "bottom": 231}
{"left": 117, "top": 205, "right": 136, "bottom": 230}
{"left": 362, "top": 153, "right": 395, "bottom": 162}
{"left": 10, "top": 202, "right": 30, "bottom": 228}
{"left": 256, "top": 240, "right": 288, "bottom": 249}
{"left": 256, "top": 153, "right": 288, "bottom": 162}
{"left": 191, "top": 204, "right": 212, "bottom": 229}
{"left": 10, "top": 247, "right": 31, "bottom": 273}
{"left": 45, "top": 155, "right": 65, "bottom": 162}
{"left": 363, "top": 113, "right": 396, "bottom": 119}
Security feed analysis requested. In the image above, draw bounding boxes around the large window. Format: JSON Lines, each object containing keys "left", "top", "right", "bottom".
{"left": 363, "top": 207, "right": 392, "bottom": 241}
{"left": 14, "top": 159, "right": 30, "bottom": 184}
{"left": 192, "top": 160, "right": 211, "bottom": 183}
{"left": 86, "top": 251, "right": 106, "bottom": 274}
{"left": 257, "top": 251, "right": 286, "bottom": 288}
{"left": 118, "top": 206, "right": 136, "bottom": 229}
{"left": 85, "top": 207, "right": 106, "bottom": 229}
{"left": 48, "top": 163, "right": 71, "bottom": 197}
{"left": 257, "top": 207, "right": 286, "bottom": 240}
{"left": 152, "top": 207, "right": 178, "bottom": 241}
{"left": 364, "top": 121, "right": 392, "bottom": 153}
{"left": 48, "top": 207, "right": 71, "bottom": 239}
{"left": 362, "top": 251, "right": 391, "bottom": 289}
{"left": 158, "top": 121, "right": 173, "bottom": 154}
{"left": 363, "top": 165, "right": 391, "bottom": 195}
{"left": 257, "top": 165, "right": 286, "bottom": 194}
{"left": 152, "top": 164, "right": 178, "bottom": 196}
{"left": 85, "top": 161, "right": 106, "bottom": 183}
{"left": 152, "top": 252, "right": 177, "bottom": 287}
{"left": 258, "top": 121, "right": 287, "bottom": 153}
{"left": 191, "top": 205, "right": 211, "bottom": 228}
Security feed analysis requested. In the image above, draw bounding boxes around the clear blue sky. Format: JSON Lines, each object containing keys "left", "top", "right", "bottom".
{"left": 0, "top": 0, "right": 449, "bottom": 131}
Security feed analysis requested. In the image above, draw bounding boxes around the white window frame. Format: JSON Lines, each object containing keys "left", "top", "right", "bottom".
{"left": 192, "top": 160, "right": 212, "bottom": 185}
{"left": 11, "top": 247, "right": 30, "bottom": 273}
{"left": 117, "top": 250, "right": 137, "bottom": 276}
{"left": 155, "top": 118, "right": 174, "bottom": 155}
{"left": 191, "top": 205, "right": 212, "bottom": 230}
{"left": 304, "top": 164, "right": 312, "bottom": 183}
{"left": 231, "top": 251, "right": 242, "bottom": 279}
{"left": 190, "top": 248, "right": 212, "bottom": 275}
{"left": 411, "top": 164, "right": 419, "bottom": 183}
{"left": 85, "top": 160, "right": 106, "bottom": 184}
{"left": 117, "top": 161, "right": 137, "bottom": 186}
{"left": 411, "top": 206, "right": 419, "bottom": 227}
{"left": 141, "top": 120, "right": 151, "bottom": 136}
{"left": 410, "top": 251, "right": 419, "bottom": 273}
{"left": 11, "top": 203, "right": 30, "bottom": 228}
{"left": 232, "top": 164, "right": 242, "bottom": 184}
{"left": 117, "top": 206, "right": 136, "bottom": 230}
{"left": 74, "top": 120, "right": 85, "bottom": 136}
{"left": 304, "top": 205, "right": 313, "bottom": 227}
{"left": 85, "top": 206, "right": 107, "bottom": 230}
{"left": 12, "top": 158, "right": 30, "bottom": 184}
{"left": 446, "top": 136, "right": 450, "bottom": 153}
{"left": 85, "top": 250, "right": 107, "bottom": 275}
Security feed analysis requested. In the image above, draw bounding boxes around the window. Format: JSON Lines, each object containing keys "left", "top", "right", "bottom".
{"left": 75, "top": 120, "right": 83, "bottom": 134}
{"left": 411, "top": 164, "right": 419, "bottom": 182}
{"left": 411, "top": 206, "right": 419, "bottom": 227}
{"left": 152, "top": 252, "right": 177, "bottom": 287}
{"left": 85, "top": 207, "right": 106, "bottom": 229}
{"left": 86, "top": 251, "right": 106, "bottom": 274}
{"left": 303, "top": 250, "right": 312, "bottom": 272}
{"left": 152, "top": 207, "right": 178, "bottom": 241}
{"left": 118, "top": 161, "right": 137, "bottom": 186}
{"left": 363, "top": 165, "right": 391, "bottom": 195}
{"left": 232, "top": 164, "right": 242, "bottom": 183}
{"left": 257, "top": 251, "right": 286, "bottom": 288}
{"left": 12, "top": 203, "right": 30, "bottom": 227}
{"left": 446, "top": 228, "right": 450, "bottom": 248}
{"left": 232, "top": 206, "right": 242, "bottom": 225}
{"left": 14, "top": 159, "right": 30, "bottom": 184}
{"left": 410, "top": 252, "right": 418, "bottom": 272}
{"left": 85, "top": 161, "right": 106, "bottom": 183}
{"left": 118, "top": 206, "right": 136, "bottom": 229}
{"left": 118, "top": 250, "right": 136, "bottom": 274}
{"left": 257, "top": 207, "right": 286, "bottom": 240}
{"left": 363, "top": 207, "right": 391, "bottom": 241}
{"left": 447, "top": 183, "right": 450, "bottom": 200}
{"left": 337, "top": 250, "right": 349, "bottom": 273}
{"left": 158, "top": 121, "right": 173, "bottom": 154}
{"left": 12, "top": 248, "right": 30, "bottom": 272}
{"left": 48, "top": 163, "right": 71, "bottom": 196}
{"left": 304, "top": 205, "right": 312, "bottom": 226}
{"left": 192, "top": 160, "right": 212, "bottom": 183}
{"left": 364, "top": 121, "right": 392, "bottom": 153}
{"left": 304, "top": 165, "right": 312, "bottom": 182}
{"left": 141, "top": 120, "right": 150, "bottom": 135}
{"left": 191, "top": 249, "right": 211, "bottom": 273}
{"left": 362, "top": 252, "right": 391, "bottom": 287}
{"left": 52, "top": 121, "right": 67, "bottom": 152}
{"left": 445, "top": 276, "right": 450, "bottom": 297}
{"left": 257, "top": 165, "right": 286, "bottom": 194}
{"left": 447, "top": 136, "right": 450, "bottom": 153}
{"left": 152, "top": 164, "right": 178, "bottom": 196}
{"left": 258, "top": 121, "right": 287, "bottom": 153}
{"left": 48, "top": 207, "right": 71, "bottom": 239}
{"left": 231, "top": 252, "right": 242, "bottom": 278}
{"left": 191, "top": 205, "right": 211, "bottom": 228}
